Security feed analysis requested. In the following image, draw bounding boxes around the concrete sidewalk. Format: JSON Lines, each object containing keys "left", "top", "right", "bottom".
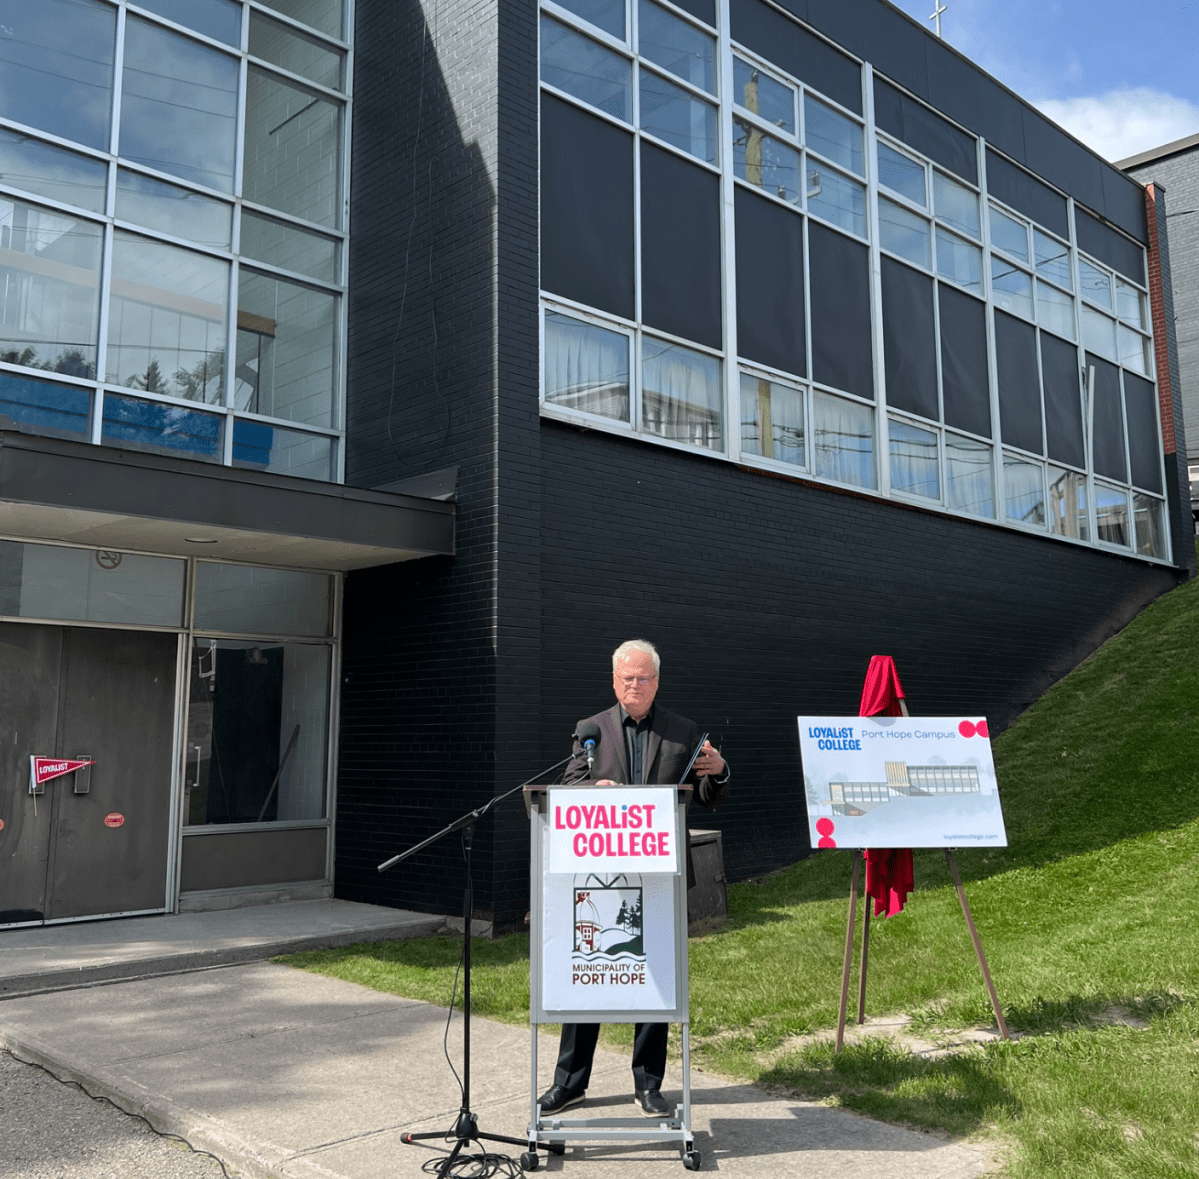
{"left": 0, "top": 905, "right": 993, "bottom": 1178}
{"left": 0, "top": 899, "right": 443, "bottom": 998}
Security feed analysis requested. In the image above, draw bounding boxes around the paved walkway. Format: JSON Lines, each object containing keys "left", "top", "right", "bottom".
{"left": 0, "top": 902, "right": 993, "bottom": 1178}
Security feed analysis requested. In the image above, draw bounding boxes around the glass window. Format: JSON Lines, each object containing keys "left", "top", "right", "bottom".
{"left": 540, "top": 16, "right": 631, "bottom": 121}
{"left": 877, "top": 142, "right": 925, "bottom": 206}
{"left": 1081, "top": 305, "right": 1118, "bottom": 362}
{"left": 0, "top": 371, "right": 90, "bottom": 439}
{"left": 258, "top": 0, "right": 343, "bottom": 39}
{"left": 1036, "top": 279, "right": 1075, "bottom": 341}
{"left": 1004, "top": 454, "right": 1045, "bottom": 526}
{"left": 243, "top": 67, "right": 341, "bottom": 228}
{"left": 553, "top": 0, "right": 625, "bottom": 38}
{"left": 733, "top": 57, "right": 793, "bottom": 134}
{"left": 1133, "top": 493, "right": 1165, "bottom": 559}
{"left": 107, "top": 231, "right": 229, "bottom": 403}
{"left": 115, "top": 169, "right": 233, "bottom": 249}
{"left": 0, "top": 197, "right": 102, "bottom": 377}
{"left": 1034, "top": 229, "right": 1071, "bottom": 290}
{"left": 879, "top": 197, "right": 930, "bottom": 268}
{"left": 0, "top": 129, "right": 107, "bottom": 214}
{"left": 236, "top": 270, "right": 336, "bottom": 428}
{"left": 239, "top": 211, "right": 337, "bottom": 283}
{"left": 101, "top": 392, "right": 224, "bottom": 463}
{"left": 250, "top": 10, "right": 344, "bottom": 90}
{"left": 0, "top": 0, "right": 116, "bottom": 151}
{"left": 988, "top": 205, "right": 1028, "bottom": 262}
{"left": 185, "top": 638, "right": 330, "bottom": 825}
{"left": 804, "top": 95, "right": 863, "bottom": 176}
{"left": 1116, "top": 280, "right": 1145, "bottom": 329}
{"left": 740, "top": 373, "right": 804, "bottom": 466}
{"left": 120, "top": 17, "right": 239, "bottom": 193}
{"left": 136, "top": 0, "right": 243, "bottom": 46}
{"left": 813, "top": 390, "right": 874, "bottom": 488}
{"left": 0, "top": 540, "right": 184, "bottom": 626}
{"left": 945, "top": 434, "right": 993, "bottom": 517}
{"left": 933, "top": 171, "right": 979, "bottom": 239}
{"left": 231, "top": 418, "right": 334, "bottom": 480}
{"left": 733, "top": 120, "right": 798, "bottom": 203}
{"left": 1118, "top": 325, "right": 1150, "bottom": 375}
{"left": 641, "top": 336, "right": 722, "bottom": 450}
{"left": 543, "top": 309, "right": 630, "bottom": 421}
{"left": 1047, "top": 466, "right": 1088, "bottom": 541}
{"left": 638, "top": 0, "right": 716, "bottom": 94}
{"left": 639, "top": 69, "right": 717, "bottom": 163}
{"left": 807, "top": 166, "right": 866, "bottom": 238}
{"left": 1078, "top": 258, "right": 1113, "bottom": 309}
{"left": 195, "top": 562, "right": 332, "bottom": 635}
{"left": 1094, "top": 482, "right": 1129, "bottom": 547}
{"left": 936, "top": 227, "right": 982, "bottom": 295}
{"left": 889, "top": 418, "right": 939, "bottom": 499}
{"left": 991, "top": 256, "right": 1033, "bottom": 320}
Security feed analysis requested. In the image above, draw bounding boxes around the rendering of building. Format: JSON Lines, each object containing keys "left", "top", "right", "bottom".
{"left": 0, "top": 0, "right": 1193, "bottom": 930}
{"left": 1120, "top": 133, "right": 1199, "bottom": 519}
{"left": 829, "top": 761, "right": 980, "bottom": 816}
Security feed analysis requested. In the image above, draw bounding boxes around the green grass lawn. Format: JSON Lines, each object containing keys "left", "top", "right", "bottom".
{"left": 284, "top": 547, "right": 1199, "bottom": 1177}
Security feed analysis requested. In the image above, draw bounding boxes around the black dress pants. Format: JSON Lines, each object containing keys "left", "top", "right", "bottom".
{"left": 553, "top": 1021, "right": 668, "bottom": 1093}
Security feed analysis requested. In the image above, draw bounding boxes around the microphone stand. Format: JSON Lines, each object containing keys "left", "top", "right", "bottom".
{"left": 380, "top": 752, "right": 577, "bottom": 1176}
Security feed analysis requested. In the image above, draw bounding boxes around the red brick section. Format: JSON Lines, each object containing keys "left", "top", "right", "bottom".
{"left": 1144, "top": 183, "right": 1177, "bottom": 454}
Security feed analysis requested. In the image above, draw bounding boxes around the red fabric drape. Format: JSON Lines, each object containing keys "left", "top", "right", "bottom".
{"left": 859, "top": 655, "right": 914, "bottom": 917}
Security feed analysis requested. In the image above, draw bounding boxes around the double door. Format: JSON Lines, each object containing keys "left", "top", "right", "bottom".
{"left": 0, "top": 623, "right": 178, "bottom": 925}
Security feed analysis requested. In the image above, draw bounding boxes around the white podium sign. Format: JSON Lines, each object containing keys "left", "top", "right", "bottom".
{"left": 546, "top": 787, "right": 678, "bottom": 875}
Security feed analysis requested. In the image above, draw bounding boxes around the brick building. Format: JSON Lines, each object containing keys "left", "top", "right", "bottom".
{"left": 0, "top": 0, "right": 1192, "bottom": 930}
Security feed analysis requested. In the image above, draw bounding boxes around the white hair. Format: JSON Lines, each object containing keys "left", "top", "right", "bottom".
{"left": 612, "top": 639, "right": 660, "bottom": 674}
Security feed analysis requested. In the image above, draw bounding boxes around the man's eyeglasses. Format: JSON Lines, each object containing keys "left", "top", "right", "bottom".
{"left": 617, "top": 675, "right": 657, "bottom": 687}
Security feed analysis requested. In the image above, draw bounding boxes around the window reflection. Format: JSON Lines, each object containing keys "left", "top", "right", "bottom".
{"left": 554, "top": 0, "right": 626, "bottom": 38}
{"left": 640, "top": 69, "right": 717, "bottom": 163}
{"left": 740, "top": 373, "right": 804, "bottom": 466}
{"left": 0, "top": 129, "right": 108, "bottom": 214}
{"left": 119, "top": 17, "right": 239, "bottom": 193}
{"left": 1081, "top": 304, "right": 1118, "bottom": 362}
{"left": 116, "top": 170, "right": 232, "bottom": 249}
{"left": 936, "top": 227, "right": 982, "bottom": 295}
{"left": 0, "top": 198, "right": 102, "bottom": 377}
{"left": 101, "top": 392, "right": 224, "bottom": 463}
{"left": 1094, "top": 482, "right": 1129, "bottom": 546}
{"left": 638, "top": 0, "right": 716, "bottom": 95}
{"left": 642, "top": 336, "right": 722, "bottom": 450}
{"left": 733, "top": 119, "right": 798, "bottom": 203}
{"left": 1035, "top": 279, "right": 1075, "bottom": 341}
{"left": 933, "top": 171, "right": 979, "bottom": 239}
{"left": 1047, "top": 466, "right": 1088, "bottom": 540}
{"left": 879, "top": 197, "right": 929, "bottom": 268}
{"left": 0, "top": 371, "right": 90, "bottom": 439}
{"left": 1078, "top": 258, "right": 1112, "bottom": 309}
{"left": 1004, "top": 455, "right": 1045, "bottom": 526}
{"left": 250, "top": 10, "right": 345, "bottom": 90}
{"left": 1033, "top": 229, "right": 1071, "bottom": 290}
{"left": 243, "top": 67, "right": 341, "bottom": 228}
{"left": 733, "top": 58, "right": 794, "bottom": 134}
{"left": 107, "top": 231, "right": 229, "bottom": 402}
{"left": 543, "top": 310, "right": 630, "bottom": 422}
{"left": 991, "top": 256, "right": 1033, "bottom": 320}
{"left": 813, "top": 390, "right": 874, "bottom": 488}
{"left": 231, "top": 418, "right": 334, "bottom": 480}
{"left": 259, "top": 0, "right": 344, "bottom": 39}
{"left": 240, "top": 211, "right": 337, "bottom": 283}
{"left": 877, "top": 143, "right": 925, "bottom": 206}
{"left": 808, "top": 166, "right": 866, "bottom": 238}
{"left": 1133, "top": 493, "right": 1165, "bottom": 558}
{"left": 805, "top": 95, "right": 862, "bottom": 176}
{"left": 889, "top": 418, "right": 939, "bottom": 498}
{"left": 136, "top": 0, "right": 243, "bottom": 46}
{"left": 236, "top": 269, "right": 336, "bottom": 428}
{"left": 0, "top": 0, "right": 116, "bottom": 151}
{"left": 1116, "top": 280, "right": 1145, "bottom": 329}
{"left": 540, "top": 15, "right": 631, "bottom": 122}
{"left": 945, "top": 434, "right": 993, "bottom": 517}
{"left": 988, "top": 206, "right": 1028, "bottom": 262}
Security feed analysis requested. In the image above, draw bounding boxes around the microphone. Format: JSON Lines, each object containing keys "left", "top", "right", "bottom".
{"left": 576, "top": 719, "right": 601, "bottom": 774}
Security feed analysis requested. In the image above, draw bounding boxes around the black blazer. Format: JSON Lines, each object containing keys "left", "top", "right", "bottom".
{"left": 562, "top": 703, "right": 729, "bottom": 886}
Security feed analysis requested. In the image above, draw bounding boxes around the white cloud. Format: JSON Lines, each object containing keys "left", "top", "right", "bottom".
{"left": 1036, "top": 88, "right": 1199, "bottom": 163}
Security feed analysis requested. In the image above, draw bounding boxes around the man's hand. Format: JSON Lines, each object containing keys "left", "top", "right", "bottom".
{"left": 693, "top": 741, "right": 725, "bottom": 778}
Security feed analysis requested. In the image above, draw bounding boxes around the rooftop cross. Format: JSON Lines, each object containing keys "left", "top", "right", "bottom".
{"left": 929, "top": 0, "right": 947, "bottom": 37}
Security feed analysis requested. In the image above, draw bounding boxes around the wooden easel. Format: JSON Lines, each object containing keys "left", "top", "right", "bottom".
{"left": 834, "top": 698, "right": 1009, "bottom": 1051}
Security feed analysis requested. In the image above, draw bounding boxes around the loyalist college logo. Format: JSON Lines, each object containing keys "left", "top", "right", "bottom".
{"left": 571, "top": 874, "right": 648, "bottom": 988}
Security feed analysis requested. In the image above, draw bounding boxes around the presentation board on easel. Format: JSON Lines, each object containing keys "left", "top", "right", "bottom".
{"left": 798, "top": 716, "right": 1008, "bottom": 849}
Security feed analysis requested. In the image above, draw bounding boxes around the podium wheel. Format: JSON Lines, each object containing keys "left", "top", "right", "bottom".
{"left": 683, "top": 1148, "right": 701, "bottom": 1170}
{"left": 520, "top": 1151, "right": 539, "bottom": 1171}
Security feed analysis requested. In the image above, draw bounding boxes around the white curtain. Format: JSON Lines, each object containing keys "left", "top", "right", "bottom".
{"left": 813, "top": 390, "right": 874, "bottom": 488}
{"left": 888, "top": 418, "right": 939, "bottom": 499}
{"left": 946, "top": 434, "right": 994, "bottom": 517}
{"left": 544, "top": 311, "right": 629, "bottom": 422}
{"left": 642, "top": 338, "right": 722, "bottom": 450}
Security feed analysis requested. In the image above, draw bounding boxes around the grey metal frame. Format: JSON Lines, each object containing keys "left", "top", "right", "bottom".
{"left": 526, "top": 786, "right": 696, "bottom": 1162}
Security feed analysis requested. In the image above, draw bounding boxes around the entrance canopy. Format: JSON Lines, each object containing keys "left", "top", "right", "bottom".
{"left": 0, "top": 431, "right": 454, "bottom": 571}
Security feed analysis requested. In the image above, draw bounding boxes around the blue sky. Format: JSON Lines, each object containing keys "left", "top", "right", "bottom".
{"left": 885, "top": 0, "right": 1199, "bottom": 161}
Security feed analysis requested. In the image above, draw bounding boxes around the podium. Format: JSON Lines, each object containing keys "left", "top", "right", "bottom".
{"left": 523, "top": 783, "right": 699, "bottom": 1171}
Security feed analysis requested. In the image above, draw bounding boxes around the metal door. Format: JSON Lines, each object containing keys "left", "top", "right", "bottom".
{"left": 0, "top": 623, "right": 178, "bottom": 925}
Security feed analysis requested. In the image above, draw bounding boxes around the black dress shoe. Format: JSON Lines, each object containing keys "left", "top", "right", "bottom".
{"left": 538, "top": 1084, "right": 585, "bottom": 1114}
{"left": 634, "top": 1088, "right": 671, "bottom": 1116}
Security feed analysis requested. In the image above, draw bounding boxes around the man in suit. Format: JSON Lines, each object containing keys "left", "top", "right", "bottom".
{"left": 538, "top": 639, "right": 730, "bottom": 1117}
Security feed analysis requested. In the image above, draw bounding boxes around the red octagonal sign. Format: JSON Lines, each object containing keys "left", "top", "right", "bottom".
{"left": 104, "top": 813, "right": 125, "bottom": 828}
